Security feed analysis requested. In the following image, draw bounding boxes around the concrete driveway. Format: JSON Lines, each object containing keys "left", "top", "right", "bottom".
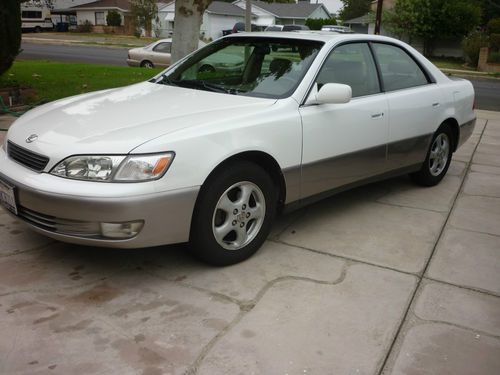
{"left": 0, "top": 110, "right": 499, "bottom": 375}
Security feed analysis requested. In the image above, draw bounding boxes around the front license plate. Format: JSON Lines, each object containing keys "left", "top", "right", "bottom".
{"left": 0, "top": 178, "right": 17, "bottom": 215}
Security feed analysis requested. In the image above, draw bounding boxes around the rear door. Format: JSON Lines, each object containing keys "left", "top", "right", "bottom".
{"left": 299, "top": 42, "right": 389, "bottom": 198}
{"left": 151, "top": 42, "right": 172, "bottom": 67}
{"left": 371, "top": 43, "right": 443, "bottom": 169}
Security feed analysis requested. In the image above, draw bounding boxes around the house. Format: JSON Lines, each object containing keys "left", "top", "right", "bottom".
{"left": 343, "top": 14, "right": 371, "bottom": 34}
{"left": 71, "top": 0, "right": 130, "bottom": 28}
{"left": 233, "top": 0, "right": 331, "bottom": 26}
{"left": 202, "top": 2, "right": 257, "bottom": 40}
{"left": 157, "top": 0, "right": 330, "bottom": 40}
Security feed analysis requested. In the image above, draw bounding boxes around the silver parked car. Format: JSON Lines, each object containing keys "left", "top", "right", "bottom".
{"left": 127, "top": 39, "right": 206, "bottom": 68}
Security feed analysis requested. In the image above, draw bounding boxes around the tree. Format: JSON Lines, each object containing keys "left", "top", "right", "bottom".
{"left": 106, "top": 10, "right": 122, "bottom": 26}
{"left": 384, "top": 0, "right": 481, "bottom": 56}
{"left": 1, "top": 0, "right": 53, "bottom": 76}
{"left": 305, "top": 18, "right": 337, "bottom": 30}
{"left": 130, "top": 0, "right": 158, "bottom": 37}
{"left": 338, "top": 0, "right": 372, "bottom": 21}
{"left": 171, "top": 0, "right": 212, "bottom": 63}
{"left": 0, "top": 0, "right": 21, "bottom": 76}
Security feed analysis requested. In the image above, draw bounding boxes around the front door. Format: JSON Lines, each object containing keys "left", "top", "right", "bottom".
{"left": 299, "top": 42, "right": 389, "bottom": 199}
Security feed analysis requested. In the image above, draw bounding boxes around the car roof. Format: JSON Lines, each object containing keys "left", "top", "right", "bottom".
{"left": 224, "top": 31, "right": 403, "bottom": 45}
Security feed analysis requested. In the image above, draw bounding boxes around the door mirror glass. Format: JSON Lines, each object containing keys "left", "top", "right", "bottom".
{"left": 316, "top": 83, "right": 352, "bottom": 104}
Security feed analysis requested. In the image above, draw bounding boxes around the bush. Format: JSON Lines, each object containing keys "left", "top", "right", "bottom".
{"left": 305, "top": 18, "right": 337, "bottom": 30}
{"left": 462, "top": 31, "right": 489, "bottom": 66}
{"left": 487, "top": 18, "right": 500, "bottom": 34}
{"left": 76, "top": 20, "right": 93, "bottom": 33}
{"left": 0, "top": 0, "right": 21, "bottom": 76}
{"left": 488, "top": 51, "right": 500, "bottom": 63}
{"left": 490, "top": 34, "right": 500, "bottom": 50}
{"left": 106, "top": 10, "right": 122, "bottom": 26}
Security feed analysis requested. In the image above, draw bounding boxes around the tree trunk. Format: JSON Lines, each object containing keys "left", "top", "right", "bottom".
{"left": 171, "top": 0, "right": 211, "bottom": 64}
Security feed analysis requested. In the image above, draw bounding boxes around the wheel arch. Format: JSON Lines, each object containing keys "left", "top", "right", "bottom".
{"left": 200, "top": 151, "right": 287, "bottom": 212}
{"left": 441, "top": 117, "right": 460, "bottom": 152}
{"left": 140, "top": 60, "right": 154, "bottom": 68}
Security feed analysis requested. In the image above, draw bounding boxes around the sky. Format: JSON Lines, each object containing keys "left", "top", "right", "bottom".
{"left": 310, "top": 0, "right": 344, "bottom": 14}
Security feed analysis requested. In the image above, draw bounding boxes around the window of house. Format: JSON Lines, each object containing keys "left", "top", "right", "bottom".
{"left": 372, "top": 43, "right": 429, "bottom": 91}
{"left": 95, "top": 12, "right": 105, "bottom": 25}
{"left": 316, "top": 43, "right": 380, "bottom": 98}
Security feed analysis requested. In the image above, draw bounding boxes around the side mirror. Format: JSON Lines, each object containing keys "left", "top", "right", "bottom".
{"left": 316, "top": 83, "right": 352, "bottom": 104}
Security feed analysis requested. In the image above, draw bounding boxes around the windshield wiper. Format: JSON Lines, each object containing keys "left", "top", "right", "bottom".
{"left": 156, "top": 77, "right": 237, "bottom": 95}
{"left": 156, "top": 75, "right": 178, "bottom": 86}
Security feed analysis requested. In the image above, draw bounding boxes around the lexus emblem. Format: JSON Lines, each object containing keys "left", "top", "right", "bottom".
{"left": 26, "top": 134, "right": 38, "bottom": 143}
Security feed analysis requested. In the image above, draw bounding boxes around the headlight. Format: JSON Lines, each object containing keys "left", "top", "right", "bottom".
{"left": 114, "top": 153, "right": 174, "bottom": 181}
{"left": 50, "top": 153, "right": 174, "bottom": 182}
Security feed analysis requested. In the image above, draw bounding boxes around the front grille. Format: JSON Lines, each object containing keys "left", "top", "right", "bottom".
{"left": 18, "top": 206, "right": 101, "bottom": 238}
{"left": 7, "top": 141, "right": 49, "bottom": 172}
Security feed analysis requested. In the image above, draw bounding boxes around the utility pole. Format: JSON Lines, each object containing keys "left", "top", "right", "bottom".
{"left": 374, "top": 0, "right": 383, "bottom": 35}
{"left": 245, "top": 0, "right": 251, "bottom": 32}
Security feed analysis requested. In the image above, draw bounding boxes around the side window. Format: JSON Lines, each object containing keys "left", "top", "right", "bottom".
{"left": 316, "top": 43, "right": 380, "bottom": 98}
{"left": 153, "top": 42, "right": 172, "bottom": 54}
{"left": 372, "top": 43, "right": 428, "bottom": 91}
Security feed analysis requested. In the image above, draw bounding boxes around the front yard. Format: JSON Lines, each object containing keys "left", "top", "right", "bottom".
{"left": 0, "top": 60, "right": 161, "bottom": 104}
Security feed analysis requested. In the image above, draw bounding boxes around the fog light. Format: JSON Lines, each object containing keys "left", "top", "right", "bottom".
{"left": 100, "top": 221, "right": 144, "bottom": 239}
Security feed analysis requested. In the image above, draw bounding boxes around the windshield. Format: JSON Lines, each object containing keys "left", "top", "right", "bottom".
{"left": 156, "top": 37, "right": 324, "bottom": 99}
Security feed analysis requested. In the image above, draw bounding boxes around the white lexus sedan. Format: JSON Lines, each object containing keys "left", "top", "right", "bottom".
{"left": 0, "top": 32, "right": 475, "bottom": 265}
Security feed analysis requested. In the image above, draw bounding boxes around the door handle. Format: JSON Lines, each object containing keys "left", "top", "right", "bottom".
{"left": 432, "top": 102, "right": 440, "bottom": 107}
{"left": 371, "top": 112, "right": 384, "bottom": 119}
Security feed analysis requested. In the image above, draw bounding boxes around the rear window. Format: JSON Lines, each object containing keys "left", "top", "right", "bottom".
{"left": 372, "top": 43, "right": 429, "bottom": 91}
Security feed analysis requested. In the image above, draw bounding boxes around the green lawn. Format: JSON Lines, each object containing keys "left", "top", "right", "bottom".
{"left": 0, "top": 60, "right": 162, "bottom": 103}
{"left": 429, "top": 57, "right": 475, "bottom": 71}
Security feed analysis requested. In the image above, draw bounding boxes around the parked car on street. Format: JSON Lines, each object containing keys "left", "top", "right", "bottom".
{"left": 321, "top": 25, "right": 353, "bottom": 33}
{"left": 127, "top": 39, "right": 206, "bottom": 68}
{"left": 264, "top": 25, "right": 284, "bottom": 31}
{"left": 1, "top": 32, "right": 476, "bottom": 265}
{"left": 282, "top": 24, "right": 310, "bottom": 31}
{"left": 231, "top": 22, "right": 261, "bottom": 33}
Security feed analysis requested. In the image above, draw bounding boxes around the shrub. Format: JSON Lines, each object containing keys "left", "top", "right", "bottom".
{"left": 0, "top": 0, "right": 21, "bottom": 76}
{"left": 106, "top": 10, "right": 122, "bottom": 26}
{"left": 488, "top": 51, "right": 500, "bottom": 63}
{"left": 77, "top": 20, "right": 93, "bottom": 33}
{"left": 490, "top": 34, "right": 500, "bottom": 50}
{"left": 462, "top": 31, "right": 489, "bottom": 66}
{"left": 487, "top": 18, "right": 500, "bottom": 35}
{"left": 305, "top": 18, "right": 337, "bottom": 30}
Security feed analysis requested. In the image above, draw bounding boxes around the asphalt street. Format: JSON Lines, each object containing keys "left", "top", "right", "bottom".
{"left": 18, "top": 42, "right": 500, "bottom": 111}
{"left": 19, "top": 42, "right": 128, "bottom": 66}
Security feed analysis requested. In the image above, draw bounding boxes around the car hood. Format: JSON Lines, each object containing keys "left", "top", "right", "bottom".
{"left": 7, "top": 82, "right": 275, "bottom": 160}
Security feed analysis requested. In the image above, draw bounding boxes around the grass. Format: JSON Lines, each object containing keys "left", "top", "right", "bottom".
{"left": 0, "top": 60, "right": 162, "bottom": 103}
{"left": 429, "top": 57, "right": 475, "bottom": 71}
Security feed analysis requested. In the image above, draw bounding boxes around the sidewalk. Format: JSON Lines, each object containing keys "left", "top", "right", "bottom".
{"left": 0, "top": 110, "right": 499, "bottom": 374}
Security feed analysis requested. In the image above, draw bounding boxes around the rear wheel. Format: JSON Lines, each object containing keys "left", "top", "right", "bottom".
{"left": 34, "top": 26, "right": 42, "bottom": 33}
{"left": 190, "top": 161, "right": 277, "bottom": 266}
{"left": 411, "top": 124, "right": 453, "bottom": 186}
{"left": 140, "top": 60, "right": 154, "bottom": 68}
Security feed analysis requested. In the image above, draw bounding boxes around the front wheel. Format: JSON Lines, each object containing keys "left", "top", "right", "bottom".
{"left": 190, "top": 161, "right": 277, "bottom": 266}
{"left": 410, "top": 124, "right": 453, "bottom": 186}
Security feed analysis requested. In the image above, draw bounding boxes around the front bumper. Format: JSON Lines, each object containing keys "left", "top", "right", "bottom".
{"left": 0, "top": 147, "right": 199, "bottom": 248}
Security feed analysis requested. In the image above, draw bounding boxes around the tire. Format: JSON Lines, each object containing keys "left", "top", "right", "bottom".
{"left": 34, "top": 26, "right": 42, "bottom": 33}
{"left": 140, "top": 60, "right": 154, "bottom": 68}
{"left": 410, "top": 123, "right": 453, "bottom": 186}
{"left": 190, "top": 161, "right": 278, "bottom": 266}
